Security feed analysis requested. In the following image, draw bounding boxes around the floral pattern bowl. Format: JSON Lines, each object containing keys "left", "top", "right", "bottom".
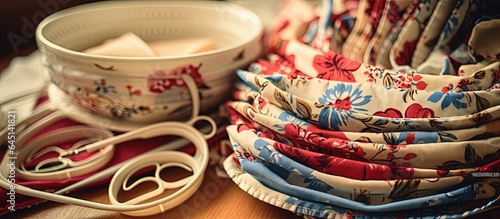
{"left": 46, "top": 63, "right": 235, "bottom": 124}
{"left": 35, "top": 1, "right": 263, "bottom": 123}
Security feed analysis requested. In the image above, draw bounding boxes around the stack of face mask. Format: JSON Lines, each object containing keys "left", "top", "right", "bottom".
{"left": 223, "top": 0, "right": 500, "bottom": 218}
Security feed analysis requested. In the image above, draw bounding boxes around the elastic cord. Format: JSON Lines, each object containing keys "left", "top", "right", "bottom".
{"left": 0, "top": 121, "right": 209, "bottom": 213}
{"left": 180, "top": 73, "right": 201, "bottom": 120}
{"left": 108, "top": 150, "right": 207, "bottom": 216}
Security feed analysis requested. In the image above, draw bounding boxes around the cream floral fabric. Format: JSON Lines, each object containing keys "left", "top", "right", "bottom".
{"left": 224, "top": 0, "right": 500, "bottom": 218}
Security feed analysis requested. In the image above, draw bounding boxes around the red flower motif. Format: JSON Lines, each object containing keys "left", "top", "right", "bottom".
{"left": 328, "top": 96, "right": 352, "bottom": 110}
{"left": 373, "top": 103, "right": 434, "bottom": 119}
{"left": 413, "top": 75, "right": 422, "bottom": 81}
{"left": 256, "top": 59, "right": 278, "bottom": 75}
{"left": 394, "top": 39, "right": 418, "bottom": 66}
{"left": 415, "top": 81, "right": 428, "bottom": 90}
{"left": 132, "top": 90, "right": 141, "bottom": 96}
{"left": 387, "top": 1, "right": 403, "bottom": 24}
{"left": 364, "top": 71, "right": 375, "bottom": 83}
{"left": 147, "top": 64, "right": 207, "bottom": 93}
{"left": 275, "top": 55, "right": 299, "bottom": 77}
{"left": 236, "top": 124, "right": 252, "bottom": 133}
{"left": 258, "top": 97, "right": 267, "bottom": 110}
{"left": 373, "top": 108, "right": 403, "bottom": 118}
{"left": 394, "top": 163, "right": 414, "bottom": 179}
{"left": 387, "top": 153, "right": 395, "bottom": 160}
{"left": 403, "top": 153, "right": 417, "bottom": 160}
{"left": 394, "top": 73, "right": 428, "bottom": 90}
{"left": 306, "top": 124, "right": 348, "bottom": 140}
{"left": 169, "top": 64, "right": 204, "bottom": 85}
{"left": 436, "top": 169, "right": 449, "bottom": 176}
{"left": 387, "top": 144, "right": 407, "bottom": 152}
{"left": 441, "top": 83, "right": 453, "bottom": 93}
{"left": 352, "top": 145, "right": 366, "bottom": 157}
{"left": 236, "top": 147, "right": 255, "bottom": 162}
{"left": 405, "top": 103, "right": 435, "bottom": 118}
{"left": 313, "top": 52, "right": 360, "bottom": 82}
{"left": 405, "top": 133, "right": 415, "bottom": 144}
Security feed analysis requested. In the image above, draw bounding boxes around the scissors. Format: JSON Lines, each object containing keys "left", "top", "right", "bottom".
{"left": 0, "top": 74, "right": 219, "bottom": 216}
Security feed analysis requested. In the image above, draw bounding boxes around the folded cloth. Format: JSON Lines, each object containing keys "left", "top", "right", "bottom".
{"left": 224, "top": 129, "right": 500, "bottom": 212}
{"left": 364, "top": 0, "right": 413, "bottom": 65}
{"left": 224, "top": 153, "right": 500, "bottom": 219}
{"left": 237, "top": 69, "right": 500, "bottom": 118}
{"left": 222, "top": 1, "right": 500, "bottom": 218}
{"left": 226, "top": 124, "right": 494, "bottom": 206}
{"left": 411, "top": 0, "right": 457, "bottom": 68}
{"left": 227, "top": 97, "right": 500, "bottom": 144}
{"left": 226, "top": 99, "right": 500, "bottom": 169}
{"left": 236, "top": 72, "right": 500, "bottom": 132}
{"left": 388, "top": 0, "right": 439, "bottom": 69}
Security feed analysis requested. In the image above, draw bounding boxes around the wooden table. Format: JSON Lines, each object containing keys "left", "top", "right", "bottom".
{"left": 5, "top": 166, "right": 301, "bottom": 219}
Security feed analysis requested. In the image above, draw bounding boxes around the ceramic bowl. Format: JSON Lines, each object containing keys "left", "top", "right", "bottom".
{"left": 46, "top": 64, "right": 235, "bottom": 124}
{"left": 36, "top": 1, "right": 263, "bottom": 124}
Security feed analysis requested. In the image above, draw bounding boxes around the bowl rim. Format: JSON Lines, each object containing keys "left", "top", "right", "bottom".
{"left": 35, "top": 0, "right": 264, "bottom": 63}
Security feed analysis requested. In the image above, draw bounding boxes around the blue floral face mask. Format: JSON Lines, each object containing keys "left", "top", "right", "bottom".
{"left": 225, "top": 125, "right": 499, "bottom": 207}
{"left": 223, "top": 132, "right": 500, "bottom": 218}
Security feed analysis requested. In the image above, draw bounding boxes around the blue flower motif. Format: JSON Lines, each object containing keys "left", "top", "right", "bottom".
{"left": 443, "top": 16, "right": 458, "bottom": 40}
{"left": 427, "top": 92, "right": 467, "bottom": 110}
{"left": 318, "top": 84, "right": 372, "bottom": 112}
{"left": 93, "top": 79, "right": 116, "bottom": 94}
{"left": 317, "top": 84, "right": 372, "bottom": 130}
{"left": 318, "top": 108, "right": 351, "bottom": 130}
{"left": 305, "top": 176, "right": 334, "bottom": 193}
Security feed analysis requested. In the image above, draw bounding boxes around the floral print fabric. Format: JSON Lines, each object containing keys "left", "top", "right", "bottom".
{"left": 237, "top": 70, "right": 500, "bottom": 118}
{"left": 223, "top": 0, "right": 500, "bottom": 218}
{"left": 224, "top": 154, "right": 500, "bottom": 219}
{"left": 225, "top": 100, "right": 500, "bottom": 176}
{"left": 411, "top": 0, "right": 457, "bottom": 68}
{"left": 364, "top": 0, "right": 413, "bottom": 65}
{"left": 224, "top": 128, "right": 500, "bottom": 216}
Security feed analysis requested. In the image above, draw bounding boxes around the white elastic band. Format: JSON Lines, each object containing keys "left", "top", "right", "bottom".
{"left": 0, "top": 120, "right": 211, "bottom": 213}
{"left": 180, "top": 73, "right": 201, "bottom": 120}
